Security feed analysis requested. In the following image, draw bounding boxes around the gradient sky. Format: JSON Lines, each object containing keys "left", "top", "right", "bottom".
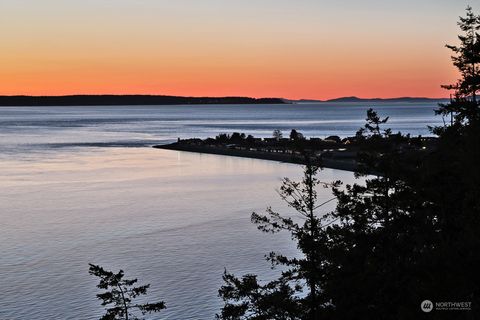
{"left": 0, "top": 0, "right": 474, "bottom": 99}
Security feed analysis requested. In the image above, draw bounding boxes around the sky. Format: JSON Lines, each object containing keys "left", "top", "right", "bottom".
{"left": 0, "top": 0, "right": 475, "bottom": 99}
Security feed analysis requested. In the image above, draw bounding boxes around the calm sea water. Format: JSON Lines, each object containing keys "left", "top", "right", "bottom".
{"left": 0, "top": 102, "right": 442, "bottom": 159}
{"left": 0, "top": 103, "right": 441, "bottom": 319}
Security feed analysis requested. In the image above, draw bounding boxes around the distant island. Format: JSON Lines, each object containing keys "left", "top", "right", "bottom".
{"left": 289, "top": 96, "right": 449, "bottom": 103}
{"left": 0, "top": 95, "right": 449, "bottom": 106}
{"left": 0, "top": 95, "right": 284, "bottom": 106}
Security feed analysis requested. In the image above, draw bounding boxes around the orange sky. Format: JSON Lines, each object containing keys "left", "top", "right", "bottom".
{"left": 0, "top": 1, "right": 470, "bottom": 99}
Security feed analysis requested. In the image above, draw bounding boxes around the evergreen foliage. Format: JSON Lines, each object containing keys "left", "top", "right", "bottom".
{"left": 89, "top": 264, "right": 166, "bottom": 320}
{"left": 218, "top": 7, "right": 480, "bottom": 319}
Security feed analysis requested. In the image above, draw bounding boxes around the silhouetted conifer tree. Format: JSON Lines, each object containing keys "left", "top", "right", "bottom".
{"left": 218, "top": 7, "right": 480, "bottom": 319}
{"left": 273, "top": 129, "right": 283, "bottom": 140}
{"left": 323, "top": 9, "right": 480, "bottom": 318}
{"left": 437, "top": 6, "right": 480, "bottom": 125}
{"left": 89, "top": 264, "right": 165, "bottom": 320}
{"left": 289, "top": 129, "right": 304, "bottom": 141}
{"left": 217, "top": 159, "right": 338, "bottom": 320}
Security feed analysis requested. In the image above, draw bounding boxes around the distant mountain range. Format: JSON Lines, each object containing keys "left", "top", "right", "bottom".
{"left": 289, "top": 96, "right": 449, "bottom": 103}
{"left": 0, "top": 94, "right": 449, "bottom": 106}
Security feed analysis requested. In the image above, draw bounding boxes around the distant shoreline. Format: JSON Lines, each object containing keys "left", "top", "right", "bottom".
{"left": 154, "top": 143, "right": 359, "bottom": 172}
{"left": 0, "top": 95, "right": 448, "bottom": 106}
{"left": 0, "top": 95, "right": 285, "bottom": 106}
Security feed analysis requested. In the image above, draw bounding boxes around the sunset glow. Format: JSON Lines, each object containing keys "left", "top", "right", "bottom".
{"left": 0, "top": 0, "right": 471, "bottom": 99}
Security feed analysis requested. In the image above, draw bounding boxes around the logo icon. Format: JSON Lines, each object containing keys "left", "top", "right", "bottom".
{"left": 421, "top": 300, "right": 433, "bottom": 313}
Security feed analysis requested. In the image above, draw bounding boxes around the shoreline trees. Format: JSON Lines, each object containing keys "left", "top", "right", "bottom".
{"left": 217, "top": 7, "right": 480, "bottom": 319}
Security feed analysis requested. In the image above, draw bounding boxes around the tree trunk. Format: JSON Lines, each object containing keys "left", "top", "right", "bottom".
{"left": 117, "top": 284, "right": 129, "bottom": 320}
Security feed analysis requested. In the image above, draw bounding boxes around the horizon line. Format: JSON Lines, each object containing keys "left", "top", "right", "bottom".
{"left": 0, "top": 93, "right": 450, "bottom": 101}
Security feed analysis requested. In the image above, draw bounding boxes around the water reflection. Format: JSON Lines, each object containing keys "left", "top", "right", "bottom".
{"left": 0, "top": 147, "right": 355, "bottom": 320}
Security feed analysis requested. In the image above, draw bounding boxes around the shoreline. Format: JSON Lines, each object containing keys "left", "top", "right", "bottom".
{"left": 153, "top": 143, "right": 359, "bottom": 172}
{"left": 0, "top": 95, "right": 285, "bottom": 107}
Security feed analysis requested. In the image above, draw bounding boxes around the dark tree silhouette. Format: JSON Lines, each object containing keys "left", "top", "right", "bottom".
{"left": 272, "top": 129, "right": 283, "bottom": 140}
{"left": 217, "top": 161, "right": 338, "bottom": 319}
{"left": 89, "top": 264, "right": 166, "bottom": 320}
{"left": 324, "top": 113, "right": 426, "bottom": 319}
{"left": 216, "top": 133, "right": 230, "bottom": 143}
{"left": 218, "top": 8, "right": 480, "bottom": 319}
{"left": 321, "top": 8, "right": 480, "bottom": 318}
{"left": 289, "top": 129, "right": 304, "bottom": 141}
{"left": 230, "top": 132, "right": 246, "bottom": 143}
{"left": 356, "top": 108, "right": 391, "bottom": 138}
{"left": 437, "top": 6, "right": 480, "bottom": 125}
